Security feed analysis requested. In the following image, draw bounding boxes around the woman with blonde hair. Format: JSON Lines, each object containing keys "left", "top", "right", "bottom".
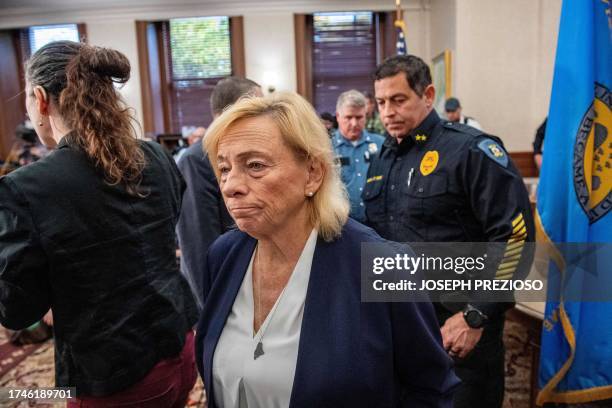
{"left": 195, "top": 91, "right": 459, "bottom": 407}
{"left": 0, "top": 41, "right": 198, "bottom": 406}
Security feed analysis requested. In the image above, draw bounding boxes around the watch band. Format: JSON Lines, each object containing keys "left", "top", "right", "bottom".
{"left": 463, "top": 304, "right": 488, "bottom": 328}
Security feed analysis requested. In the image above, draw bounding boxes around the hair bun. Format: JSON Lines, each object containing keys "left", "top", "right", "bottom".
{"left": 80, "top": 45, "right": 130, "bottom": 83}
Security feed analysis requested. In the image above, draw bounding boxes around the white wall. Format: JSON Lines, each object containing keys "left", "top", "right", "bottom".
{"left": 404, "top": 6, "right": 430, "bottom": 62}
{"left": 429, "top": 0, "right": 456, "bottom": 115}
{"left": 0, "top": 0, "right": 425, "bottom": 136}
{"left": 243, "top": 6, "right": 429, "bottom": 95}
{"left": 0, "top": 0, "right": 562, "bottom": 151}
{"left": 86, "top": 21, "right": 144, "bottom": 134}
{"left": 429, "top": 0, "right": 455, "bottom": 58}
{"left": 454, "top": 0, "right": 561, "bottom": 151}
{"left": 244, "top": 13, "right": 297, "bottom": 95}
{"left": 533, "top": 0, "right": 561, "bottom": 129}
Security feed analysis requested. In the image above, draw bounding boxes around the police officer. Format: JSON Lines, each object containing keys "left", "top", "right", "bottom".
{"left": 332, "top": 90, "right": 384, "bottom": 222}
{"left": 364, "top": 55, "right": 534, "bottom": 408}
{"left": 445, "top": 97, "right": 482, "bottom": 130}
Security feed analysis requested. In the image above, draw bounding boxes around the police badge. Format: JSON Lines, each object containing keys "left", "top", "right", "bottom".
{"left": 365, "top": 143, "right": 379, "bottom": 162}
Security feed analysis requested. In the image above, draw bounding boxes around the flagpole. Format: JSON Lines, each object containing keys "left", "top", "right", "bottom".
{"left": 395, "top": 0, "right": 402, "bottom": 24}
{"left": 394, "top": 0, "right": 407, "bottom": 55}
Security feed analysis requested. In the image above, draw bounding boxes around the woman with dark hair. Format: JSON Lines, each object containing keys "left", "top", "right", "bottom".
{"left": 0, "top": 41, "right": 198, "bottom": 406}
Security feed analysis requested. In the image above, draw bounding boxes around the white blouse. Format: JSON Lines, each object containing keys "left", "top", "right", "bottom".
{"left": 212, "top": 229, "right": 318, "bottom": 408}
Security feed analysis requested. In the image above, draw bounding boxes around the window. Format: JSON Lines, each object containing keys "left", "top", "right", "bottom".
{"left": 137, "top": 16, "right": 244, "bottom": 135}
{"left": 18, "top": 23, "right": 84, "bottom": 60}
{"left": 294, "top": 11, "right": 396, "bottom": 112}
{"left": 28, "top": 24, "right": 80, "bottom": 55}
{"left": 312, "top": 12, "right": 377, "bottom": 114}
{"left": 164, "top": 16, "right": 232, "bottom": 132}
{"left": 0, "top": 23, "right": 85, "bottom": 161}
{"left": 169, "top": 17, "right": 231, "bottom": 79}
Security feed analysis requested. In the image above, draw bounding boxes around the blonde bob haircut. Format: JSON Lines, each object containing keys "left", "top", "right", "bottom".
{"left": 204, "top": 91, "right": 350, "bottom": 242}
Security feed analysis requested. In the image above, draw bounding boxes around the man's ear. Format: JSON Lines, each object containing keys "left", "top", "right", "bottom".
{"left": 33, "top": 86, "right": 49, "bottom": 116}
{"left": 305, "top": 158, "right": 325, "bottom": 196}
{"left": 423, "top": 84, "right": 436, "bottom": 109}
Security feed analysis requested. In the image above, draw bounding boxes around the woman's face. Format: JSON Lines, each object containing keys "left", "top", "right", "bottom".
{"left": 216, "top": 115, "right": 320, "bottom": 239}
{"left": 25, "top": 81, "right": 55, "bottom": 148}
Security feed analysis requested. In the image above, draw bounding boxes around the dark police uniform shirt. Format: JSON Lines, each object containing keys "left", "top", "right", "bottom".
{"left": 363, "top": 109, "right": 534, "bottom": 319}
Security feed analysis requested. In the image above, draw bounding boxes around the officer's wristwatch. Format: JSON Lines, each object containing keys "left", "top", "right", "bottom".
{"left": 463, "top": 304, "right": 488, "bottom": 329}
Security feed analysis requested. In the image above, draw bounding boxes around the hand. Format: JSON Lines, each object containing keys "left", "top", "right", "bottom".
{"left": 440, "top": 311, "right": 483, "bottom": 359}
{"left": 43, "top": 309, "right": 54, "bottom": 327}
{"left": 534, "top": 153, "right": 543, "bottom": 170}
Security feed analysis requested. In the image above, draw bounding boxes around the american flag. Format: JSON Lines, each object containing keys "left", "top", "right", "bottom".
{"left": 395, "top": 18, "right": 407, "bottom": 55}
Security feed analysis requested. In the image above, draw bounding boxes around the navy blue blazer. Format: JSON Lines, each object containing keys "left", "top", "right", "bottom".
{"left": 195, "top": 219, "right": 460, "bottom": 407}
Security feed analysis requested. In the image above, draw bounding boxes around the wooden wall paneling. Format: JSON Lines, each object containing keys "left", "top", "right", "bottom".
{"left": 77, "top": 23, "right": 88, "bottom": 42}
{"left": 377, "top": 11, "right": 397, "bottom": 63}
{"left": 294, "top": 14, "right": 313, "bottom": 103}
{"left": 0, "top": 30, "right": 26, "bottom": 161}
{"left": 135, "top": 21, "right": 167, "bottom": 136}
{"left": 157, "top": 21, "right": 172, "bottom": 133}
{"left": 509, "top": 151, "right": 539, "bottom": 178}
{"left": 12, "top": 30, "right": 26, "bottom": 112}
{"left": 146, "top": 23, "right": 166, "bottom": 134}
{"left": 135, "top": 21, "right": 153, "bottom": 135}
{"left": 230, "top": 16, "right": 246, "bottom": 77}
{"left": 16, "top": 29, "right": 30, "bottom": 64}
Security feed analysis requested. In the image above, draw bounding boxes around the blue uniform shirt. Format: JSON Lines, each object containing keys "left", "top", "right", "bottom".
{"left": 333, "top": 130, "right": 385, "bottom": 222}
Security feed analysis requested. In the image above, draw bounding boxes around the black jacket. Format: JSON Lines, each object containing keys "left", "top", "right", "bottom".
{"left": 0, "top": 136, "right": 198, "bottom": 397}
{"left": 176, "top": 140, "right": 234, "bottom": 311}
{"left": 363, "top": 110, "right": 535, "bottom": 320}
{"left": 533, "top": 118, "right": 547, "bottom": 155}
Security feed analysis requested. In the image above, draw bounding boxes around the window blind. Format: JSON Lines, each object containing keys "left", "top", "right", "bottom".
{"left": 312, "top": 12, "right": 376, "bottom": 115}
{"left": 165, "top": 16, "right": 232, "bottom": 131}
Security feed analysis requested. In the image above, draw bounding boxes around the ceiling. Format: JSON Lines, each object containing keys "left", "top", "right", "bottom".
{"left": 0, "top": 0, "right": 425, "bottom": 12}
{"left": 0, "top": 0, "right": 428, "bottom": 28}
{"left": 0, "top": 0, "right": 427, "bottom": 29}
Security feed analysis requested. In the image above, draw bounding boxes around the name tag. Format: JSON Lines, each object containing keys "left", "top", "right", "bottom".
{"left": 334, "top": 156, "right": 351, "bottom": 166}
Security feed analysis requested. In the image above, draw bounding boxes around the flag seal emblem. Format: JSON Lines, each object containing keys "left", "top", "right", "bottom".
{"left": 573, "top": 82, "right": 611, "bottom": 224}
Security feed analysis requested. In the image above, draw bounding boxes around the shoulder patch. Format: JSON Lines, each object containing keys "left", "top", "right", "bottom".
{"left": 477, "top": 139, "right": 508, "bottom": 168}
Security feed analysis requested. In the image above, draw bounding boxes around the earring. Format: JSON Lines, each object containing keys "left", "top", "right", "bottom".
{"left": 307, "top": 192, "right": 314, "bottom": 197}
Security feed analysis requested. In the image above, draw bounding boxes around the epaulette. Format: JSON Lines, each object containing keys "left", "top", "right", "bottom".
{"left": 441, "top": 121, "right": 485, "bottom": 138}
